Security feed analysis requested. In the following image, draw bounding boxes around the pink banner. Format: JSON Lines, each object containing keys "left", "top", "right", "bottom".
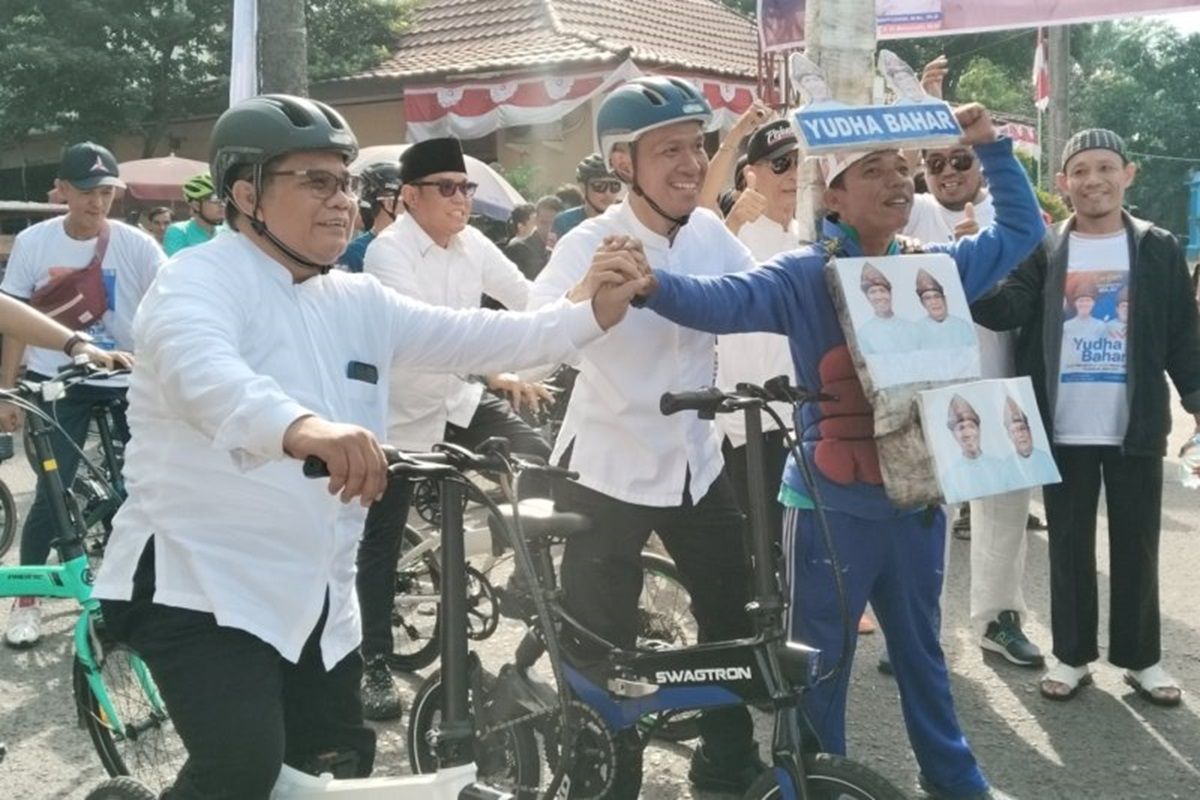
{"left": 880, "top": 0, "right": 1200, "bottom": 38}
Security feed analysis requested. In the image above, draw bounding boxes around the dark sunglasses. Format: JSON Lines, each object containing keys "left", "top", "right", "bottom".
{"left": 769, "top": 153, "right": 798, "bottom": 175}
{"left": 411, "top": 179, "right": 478, "bottom": 198}
{"left": 588, "top": 179, "right": 622, "bottom": 194}
{"left": 925, "top": 152, "right": 975, "bottom": 176}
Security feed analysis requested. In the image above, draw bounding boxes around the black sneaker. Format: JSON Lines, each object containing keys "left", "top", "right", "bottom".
{"left": 361, "top": 655, "right": 403, "bottom": 721}
{"left": 952, "top": 506, "right": 971, "bottom": 540}
{"left": 687, "top": 745, "right": 767, "bottom": 794}
{"left": 1026, "top": 513, "right": 1047, "bottom": 531}
{"left": 981, "top": 611, "right": 1044, "bottom": 668}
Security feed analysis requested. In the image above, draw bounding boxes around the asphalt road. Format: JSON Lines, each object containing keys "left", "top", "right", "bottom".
{"left": 0, "top": 400, "right": 1197, "bottom": 799}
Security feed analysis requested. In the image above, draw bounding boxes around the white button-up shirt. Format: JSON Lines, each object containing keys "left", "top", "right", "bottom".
{"left": 717, "top": 215, "right": 801, "bottom": 447}
{"left": 530, "top": 202, "right": 755, "bottom": 507}
{"left": 364, "top": 213, "right": 531, "bottom": 449}
{"left": 93, "top": 233, "right": 602, "bottom": 667}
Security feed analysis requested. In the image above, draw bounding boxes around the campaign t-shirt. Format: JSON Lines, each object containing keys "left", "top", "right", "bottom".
{"left": 1053, "top": 231, "right": 1130, "bottom": 445}
{"left": 0, "top": 217, "right": 162, "bottom": 383}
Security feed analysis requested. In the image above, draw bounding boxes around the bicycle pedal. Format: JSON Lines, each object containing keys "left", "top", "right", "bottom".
{"left": 607, "top": 677, "right": 659, "bottom": 698}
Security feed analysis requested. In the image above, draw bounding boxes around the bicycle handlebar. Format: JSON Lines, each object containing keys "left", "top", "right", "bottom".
{"left": 1, "top": 359, "right": 129, "bottom": 403}
{"left": 302, "top": 441, "right": 579, "bottom": 483}
{"left": 660, "top": 376, "right": 838, "bottom": 419}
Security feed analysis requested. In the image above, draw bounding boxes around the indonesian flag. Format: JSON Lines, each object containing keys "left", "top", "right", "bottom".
{"left": 1033, "top": 29, "right": 1050, "bottom": 112}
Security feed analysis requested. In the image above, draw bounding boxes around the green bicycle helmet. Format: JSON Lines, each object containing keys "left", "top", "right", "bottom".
{"left": 182, "top": 172, "right": 217, "bottom": 202}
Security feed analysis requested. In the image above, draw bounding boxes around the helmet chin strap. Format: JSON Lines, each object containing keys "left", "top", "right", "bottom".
{"left": 245, "top": 165, "right": 333, "bottom": 273}
{"left": 627, "top": 147, "right": 690, "bottom": 237}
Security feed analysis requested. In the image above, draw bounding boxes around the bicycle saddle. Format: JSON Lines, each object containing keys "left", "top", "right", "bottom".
{"left": 488, "top": 498, "right": 591, "bottom": 542}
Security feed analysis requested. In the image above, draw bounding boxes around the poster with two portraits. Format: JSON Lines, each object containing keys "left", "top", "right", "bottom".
{"left": 827, "top": 254, "right": 1060, "bottom": 506}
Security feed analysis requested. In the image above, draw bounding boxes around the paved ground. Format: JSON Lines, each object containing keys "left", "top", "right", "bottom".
{"left": 0, "top": 401, "right": 1197, "bottom": 799}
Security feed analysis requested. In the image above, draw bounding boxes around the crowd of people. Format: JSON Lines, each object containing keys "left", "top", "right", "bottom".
{"left": 0, "top": 52, "right": 1198, "bottom": 800}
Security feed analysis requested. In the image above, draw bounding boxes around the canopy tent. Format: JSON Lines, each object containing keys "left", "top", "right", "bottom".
{"left": 350, "top": 145, "right": 525, "bottom": 221}
{"left": 118, "top": 155, "right": 210, "bottom": 202}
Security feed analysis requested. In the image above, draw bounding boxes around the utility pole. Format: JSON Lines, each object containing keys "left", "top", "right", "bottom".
{"left": 1046, "top": 25, "right": 1071, "bottom": 183}
{"left": 795, "top": 0, "right": 877, "bottom": 238}
{"left": 258, "top": 0, "right": 308, "bottom": 96}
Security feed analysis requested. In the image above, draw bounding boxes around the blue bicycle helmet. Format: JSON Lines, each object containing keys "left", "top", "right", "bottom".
{"left": 595, "top": 77, "right": 713, "bottom": 166}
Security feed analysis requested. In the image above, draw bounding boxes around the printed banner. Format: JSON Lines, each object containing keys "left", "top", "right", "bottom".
{"left": 831, "top": 254, "right": 980, "bottom": 390}
{"left": 758, "top": 0, "right": 806, "bottom": 52}
{"left": 793, "top": 102, "right": 961, "bottom": 154}
{"left": 881, "top": 0, "right": 1200, "bottom": 39}
{"left": 919, "top": 378, "right": 1061, "bottom": 503}
{"left": 878, "top": 0, "right": 944, "bottom": 35}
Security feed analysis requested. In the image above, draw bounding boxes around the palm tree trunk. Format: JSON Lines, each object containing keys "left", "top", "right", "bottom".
{"left": 258, "top": 0, "right": 308, "bottom": 96}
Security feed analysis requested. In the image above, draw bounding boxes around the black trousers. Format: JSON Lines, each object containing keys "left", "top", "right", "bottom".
{"left": 722, "top": 430, "right": 789, "bottom": 556}
{"left": 1043, "top": 445, "right": 1163, "bottom": 669}
{"left": 357, "top": 393, "right": 550, "bottom": 658}
{"left": 100, "top": 542, "right": 374, "bottom": 800}
{"left": 556, "top": 473, "right": 757, "bottom": 774}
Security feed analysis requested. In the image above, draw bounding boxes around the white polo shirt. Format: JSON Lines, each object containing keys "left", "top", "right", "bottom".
{"left": 93, "top": 232, "right": 603, "bottom": 667}
{"left": 530, "top": 201, "right": 755, "bottom": 507}
{"left": 364, "top": 212, "right": 531, "bottom": 449}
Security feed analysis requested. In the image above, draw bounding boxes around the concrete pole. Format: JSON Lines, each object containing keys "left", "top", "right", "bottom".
{"left": 1046, "top": 24, "right": 1071, "bottom": 184}
{"left": 795, "top": 0, "right": 877, "bottom": 239}
{"left": 258, "top": 0, "right": 309, "bottom": 97}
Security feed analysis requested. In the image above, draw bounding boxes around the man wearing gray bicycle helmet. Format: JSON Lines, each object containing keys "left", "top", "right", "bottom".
{"left": 530, "top": 76, "right": 764, "bottom": 795}
{"left": 551, "top": 152, "right": 623, "bottom": 242}
{"left": 91, "top": 93, "right": 648, "bottom": 799}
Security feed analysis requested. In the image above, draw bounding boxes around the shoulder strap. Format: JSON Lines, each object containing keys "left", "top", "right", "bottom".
{"left": 87, "top": 223, "right": 111, "bottom": 270}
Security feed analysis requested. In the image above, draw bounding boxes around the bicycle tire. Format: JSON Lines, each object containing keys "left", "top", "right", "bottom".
{"left": 387, "top": 524, "right": 443, "bottom": 672}
{"left": 83, "top": 777, "right": 158, "bottom": 800}
{"left": 0, "top": 479, "right": 16, "bottom": 560}
{"left": 744, "top": 753, "right": 908, "bottom": 800}
{"left": 73, "top": 645, "right": 186, "bottom": 795}
{"left": 408, "top": 667, "right": 541, "bottom": 799}
{"left": 637, "top": 551, "right": 701, "bottom": 743}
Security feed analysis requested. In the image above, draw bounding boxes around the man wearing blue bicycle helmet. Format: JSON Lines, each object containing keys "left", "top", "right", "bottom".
{"left": 530, "top": 76, "right": 765, "bottom": 795}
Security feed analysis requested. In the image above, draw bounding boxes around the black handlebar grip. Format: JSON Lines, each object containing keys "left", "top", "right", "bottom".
{"left": 303, "top": 456, "right": 330, "bottom": 478}
{"left": 660, "top": 387, "right": 728, "bottom": 417}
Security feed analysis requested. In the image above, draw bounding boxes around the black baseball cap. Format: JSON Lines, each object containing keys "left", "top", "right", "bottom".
{"left": 57, "top": 142, "right": 125, "bottom": 190}
{"left": 745, "top": 120, "right": 799, "bottom": 164}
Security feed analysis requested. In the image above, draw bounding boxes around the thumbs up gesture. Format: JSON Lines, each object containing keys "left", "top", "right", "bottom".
{"left": 725, "top": 169, "right": 768, "bottom": 234}
{"left": 952, "top": 201, "right": 980, "bottom": 240}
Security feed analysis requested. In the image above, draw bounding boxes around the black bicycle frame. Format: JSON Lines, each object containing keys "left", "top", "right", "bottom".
{"left": 434, "top": 475, "right": 475, "bottom": 769}
{"left": 24, "top": 399, "right": 88, "bottom": 563}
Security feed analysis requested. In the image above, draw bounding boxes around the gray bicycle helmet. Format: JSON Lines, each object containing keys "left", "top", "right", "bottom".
{"left": 575, "top": 153, "right": 614, "bottom": 183}
{"left": 210, "top": 94, "right": 358, "bottom": 198}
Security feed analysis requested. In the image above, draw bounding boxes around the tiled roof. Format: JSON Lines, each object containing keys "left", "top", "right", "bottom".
{"left": 344, "top": 0, "right": 758, "bottom": 83}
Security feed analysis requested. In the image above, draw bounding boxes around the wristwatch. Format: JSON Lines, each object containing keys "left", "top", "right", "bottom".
{"left": 62, "top": 331, "right": 94, "bottom": 357}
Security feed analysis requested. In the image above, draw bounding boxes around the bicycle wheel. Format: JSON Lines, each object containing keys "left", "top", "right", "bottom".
{"left": 388, "top": 524, "right": 442, "bottom": 671}
{"left": 83, "top": 777, "right": 158, "bottom": 800}
{"left": 637, "top": 551, "right": 701, "bottom": 743}
{"left": 744, "top": 753, "right": 908, "bottom": 800}
{"left": 0, "top": 479, "right": 16, "bottom": 560}
{"left": 408, "top": 668, "right": 541, "bottom": 799}
{"left": 74, "top": 645, "right": 186, "bottom": 795}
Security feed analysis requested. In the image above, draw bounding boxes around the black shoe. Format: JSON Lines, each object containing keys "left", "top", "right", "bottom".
{"left": 1026, "top": 513, "right": 1047, "bottom": 531}
{"left": 981, "top": 611, "right": 1044, "bottom": 668}
{"left": 687, "top": 745, "right": 767, "bottom": 794}
{"left": 878, "top": 653, "right": 894, "bottom": 676}
{"left": 952, "top": 506, "right": 971, "bottom": 540}
{"left": 361, "top": 655, "right": 403, "bottom": 721}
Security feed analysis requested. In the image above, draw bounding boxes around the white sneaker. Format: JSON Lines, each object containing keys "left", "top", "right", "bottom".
{"left": 5, "top": 599, "right": 42, "bottom": 648}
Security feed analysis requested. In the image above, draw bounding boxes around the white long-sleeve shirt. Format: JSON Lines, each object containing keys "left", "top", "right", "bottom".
{"left": 717, "top": 215, "right": 800, "bottom": 447}
{"left": 92, "top": 232, "right": 603, "bottom": 667}
{"left": 530, "top": 201, "right": 755, "bottom": 507}
{"left": 364, "top": 212, "right": 531, "bottom": 449}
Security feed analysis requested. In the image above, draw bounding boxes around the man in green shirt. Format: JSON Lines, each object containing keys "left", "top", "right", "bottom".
{"left": 163, "top": 172, "right": 224, "bottom": 255}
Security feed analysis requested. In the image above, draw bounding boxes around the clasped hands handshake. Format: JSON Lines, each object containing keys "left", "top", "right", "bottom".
{"left": 568, "top": 235, "right": 657, "bottom": 330}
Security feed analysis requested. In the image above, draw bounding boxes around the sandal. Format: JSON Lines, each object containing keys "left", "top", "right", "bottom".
{"left": 1124, "top": 664, "right": 1182, "bottom": 707}
{"left": 1039, "top": 662, "right": 1092, "bottom": 701}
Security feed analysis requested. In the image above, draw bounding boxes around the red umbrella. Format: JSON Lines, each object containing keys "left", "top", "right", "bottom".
{"left": 118, "top": 154, "right": 209, "bottom": 202}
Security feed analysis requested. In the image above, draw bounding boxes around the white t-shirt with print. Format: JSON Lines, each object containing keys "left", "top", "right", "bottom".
{"left": 1, "top": 217, "right": 162, "bottom": 382}
{"left": 1053, "top": 230, "right": 1130, "bottom": 445}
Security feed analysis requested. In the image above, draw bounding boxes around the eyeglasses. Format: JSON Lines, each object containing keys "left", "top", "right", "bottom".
{"left": 266, "top": 169, "right": 361, "bottom": 200}
{"left": 411, "top": 179, "right": 478, "bottom": 198}
{"left": 587, "top": 179, "right": 622, "bottom": 194}
{"left": 924, "top": 152, "right": 975, "bottom": 176}
{"left": 769, "top": 153, "right": 798, "bottom": 175}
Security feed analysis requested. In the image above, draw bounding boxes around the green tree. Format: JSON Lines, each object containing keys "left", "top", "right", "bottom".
{"left": 0, "top": 0, "right": 412, "bottom": 160}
